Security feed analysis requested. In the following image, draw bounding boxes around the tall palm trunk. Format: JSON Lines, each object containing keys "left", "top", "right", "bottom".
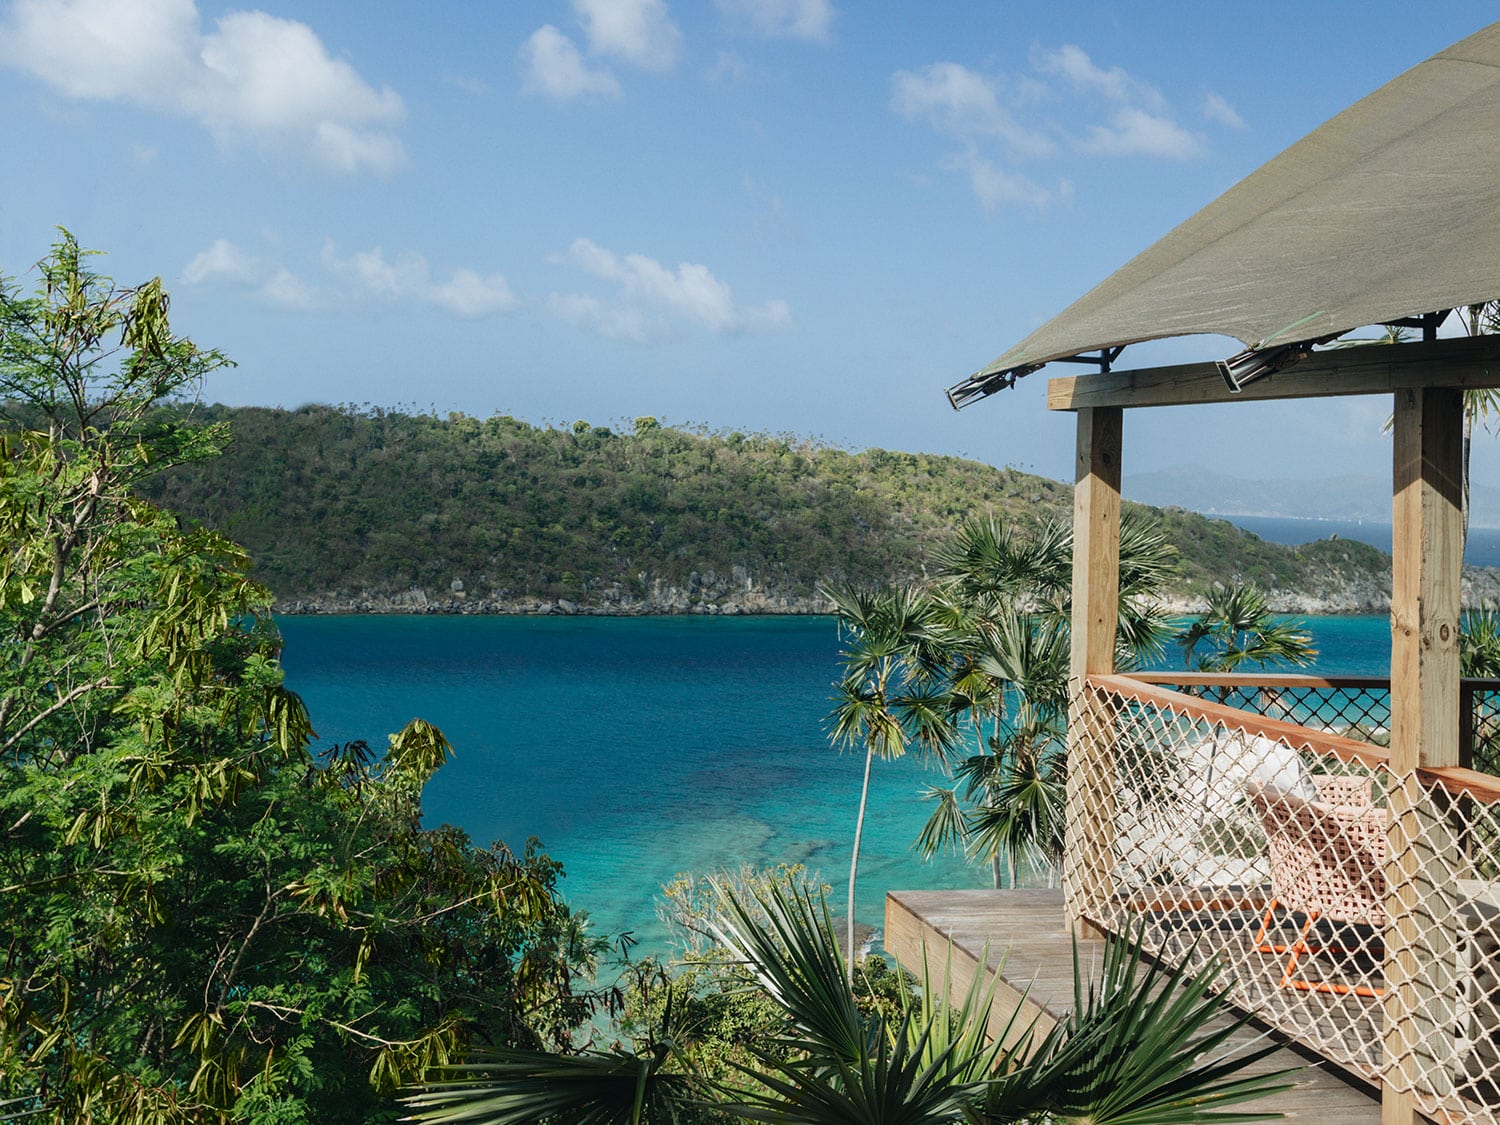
{"left": 990, "top": 706, "right": 1005, "bottom": 889}
{"left": 847, "top": 744, "right": 873, "bottom": 986}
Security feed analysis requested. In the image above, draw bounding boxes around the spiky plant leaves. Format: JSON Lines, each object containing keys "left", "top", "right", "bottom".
{"left": 973, "top": 612, "right": 1070, "bottom": 719}
{"left": 403, "top": 974, "right": 703, "bottom": 1125}
{"left": 915, "top": 784, "right": 968, "bottom": 861}
{"left": 707, "top": 880, "right": 1006, "bottom": 1125}
{"left": 964, "top": 735, "right": 1065, "bottom": 877}
{"left": 989, "top": 926, "right": 1296, "bottom": 1124}
{"left": 899, "top": 510, "right": 1174, "bottom": 887}
{"left": 404, "top": 885, "right": 1290, "bottom": 1125}
{"left": 400, "top": 1043, "right": 702, "bottom": 1125}
{"left": 707, "top": 879, "right": 865, "bottom": 1065}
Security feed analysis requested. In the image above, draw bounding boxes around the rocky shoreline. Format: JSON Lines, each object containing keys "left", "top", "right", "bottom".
{"left": 275, "top": 569, "right": 836, "bottom": 617}
{"left": 1158, "top": 563, "right": 1500, "bottom": 616}
{"left": 273, "top": 563, "right": 1500, "bottom": 617}
{"left": 275, "top": 590, "right": 833, "bottom": 616}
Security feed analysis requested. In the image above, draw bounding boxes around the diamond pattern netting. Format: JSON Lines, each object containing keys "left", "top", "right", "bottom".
{"left": 1069, "top": 675, "right": 1500, "bottom": 1121}
{"left": 1472, "top": 684, "right": 1500, "bottom": 777}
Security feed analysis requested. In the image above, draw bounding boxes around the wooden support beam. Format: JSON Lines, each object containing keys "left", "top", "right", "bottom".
{"left": 1064, "top": 406, "right": 1121, "bottom": 941}
{"left": 1383, "top": 386, "right": 1464, "bottom": 1125}
{"left": 1047, "top": 335, "right": 1500, "bottom": 412}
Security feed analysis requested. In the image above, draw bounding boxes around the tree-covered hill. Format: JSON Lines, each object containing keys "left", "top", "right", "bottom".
{"left": 136, "top": 404, "right": 1406, "bottom": 613}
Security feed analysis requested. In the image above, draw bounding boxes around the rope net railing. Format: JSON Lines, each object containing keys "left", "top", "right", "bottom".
{"left": 1068, "top": 673, "right": 1500, "bottom": 1121}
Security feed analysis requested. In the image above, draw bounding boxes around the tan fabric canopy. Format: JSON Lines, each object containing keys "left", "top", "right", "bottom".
{"left": 950, "top": 21, "right": 1500, "bottom": 408}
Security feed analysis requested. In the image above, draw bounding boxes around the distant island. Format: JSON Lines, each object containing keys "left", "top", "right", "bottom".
{"left": 139, "top": 405, "right": 1500, "bottom": 615}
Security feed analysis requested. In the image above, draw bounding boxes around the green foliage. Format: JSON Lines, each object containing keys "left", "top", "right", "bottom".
{"left": 0, "top": 236, "right": 602, "bottom": 1123}
{"left": 822, "top": 584, "right": 959, "bottom": 978}
{"left": 887, "top": 514, "right": 1175, "bottom": 888}
{"left": 1176, "top": 581, "right": 1317, "bottom": 673}
{"left": 128, "top": 403, "right": 1386, "bottom": 610}
{"left": 1461, "top": 608, "right": 1500, "bottom": 775}
{"left": 1462, "top": 606, "right": 1500, "bottom": 678}
{"left": 644, "top": 864, "right": 910, "bottom": 1106}
{"left": 404, "top": 880, "right": 1293, "bottom": 1124}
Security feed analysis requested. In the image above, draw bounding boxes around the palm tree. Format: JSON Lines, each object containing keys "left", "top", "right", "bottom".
{"left": 1176, "top": 581, "right": 1316, "bottom": 675}
{"left": 823, "top": 583, "right": 957, "bottom": 982}
{"left": 916, "top": 607, "right": 1069, "bottom": 888}
{"left": 402, "top": 880, "right": 1295, "bottom": 1124}
{"left": 915, "top": 513, "right": 1175, "bottom": 888}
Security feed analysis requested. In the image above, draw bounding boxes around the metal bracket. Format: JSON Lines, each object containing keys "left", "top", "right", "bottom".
{"left": 1218, "top": 335, "right": 1338, "bottom": 393}
{"left": 1052, "top": 346, "right": 1126, "bottom": 373}
{"left": 1381, "top": 309, "right": 1451, "bottom": 341}
{"left": 945, "top": 364, "right": 1044, "bottom": 410}
{"left": 946, "top": 347, "right": 1126, "bottom": 410}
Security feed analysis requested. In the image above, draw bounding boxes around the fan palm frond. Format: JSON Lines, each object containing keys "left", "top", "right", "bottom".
{"left": 401, "top": 1040, "right": 701, "bottom": 1125}
{"left": 990, "top": 925, "right": 1297, "bottom": 1123}
{"left": 915, "top": 784, "right": 968, "bottom": 860}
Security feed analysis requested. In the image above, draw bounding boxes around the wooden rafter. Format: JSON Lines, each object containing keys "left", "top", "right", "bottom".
{"left": 1047, "top": 335, "right": 1500, "bottom": 412}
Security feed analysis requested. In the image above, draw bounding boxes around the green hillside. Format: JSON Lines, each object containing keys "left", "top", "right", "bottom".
{"left": 136, "top": 404, "right": 1392, "bottom": 610}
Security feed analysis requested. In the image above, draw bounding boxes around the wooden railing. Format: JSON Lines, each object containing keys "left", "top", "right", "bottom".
{"left": 1068, "top": 672, "right": 1500, "bottom": 1122}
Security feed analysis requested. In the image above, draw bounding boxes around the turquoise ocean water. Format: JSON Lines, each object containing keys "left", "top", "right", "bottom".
{"left": 276, "top": 613, "right": 1392, "bottom": 955}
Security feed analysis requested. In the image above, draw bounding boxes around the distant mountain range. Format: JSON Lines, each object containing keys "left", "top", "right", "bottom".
{"left": 1125, "top": 466, "right": 1500, "bottom": 528}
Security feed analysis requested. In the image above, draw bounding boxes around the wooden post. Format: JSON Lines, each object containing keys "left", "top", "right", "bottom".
{"left": 1064, "top": 406, "right": 1122, "bottom": 940}
{"left": 1384, "top": 386, "right": 1463, "bottom": 1124}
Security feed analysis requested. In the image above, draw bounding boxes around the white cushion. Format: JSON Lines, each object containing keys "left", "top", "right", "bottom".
{"left": 1248, "top": 737, "right": 1318, "bottom": 801}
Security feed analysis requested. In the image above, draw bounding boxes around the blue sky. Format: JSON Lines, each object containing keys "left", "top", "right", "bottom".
{"left": 2, "top": 1, "right": 1498, "bottom": 496}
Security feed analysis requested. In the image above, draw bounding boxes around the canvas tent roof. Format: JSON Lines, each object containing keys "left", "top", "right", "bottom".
{"left": 949, "top": 21, "right": 1500, "bottom": 409}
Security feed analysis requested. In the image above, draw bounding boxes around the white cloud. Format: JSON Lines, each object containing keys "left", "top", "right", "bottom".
{"left": 550, "top": 237, "right": 791, "bottom": 340}
{"left": 547, "top": 292, "right": 653, "bottom": 343}
{"left": 572, "top": 0, "right": 681, "bottom": 71}
{"left": 429, "top": 269, "right": 519, "bottom": 319}
{"left": 179, "top": 238, "right": 317, "bottom": 309}
{"left": 716, "top": 0, "right": 833, "bottom": 41}
{"left": 181, "top": 238, "right": 259, "bottom": 285}
{"left": 0, "top": 0, "right": 405, "bottom": 174}
{"left": 1032, "top": 44, "right": 1166, "bottom": 111}
{"left": 1, "top": 0, "right": 200, "bottom": 100}
{"left": 941, "top": 148, "right": 1054, "bottom": 211}
{"left": 1080, "top": 106, "right": 1201, "bottom": 159}
{"left": 321, "top": 242, "right": 518, "bottom": 319}
{"left": 521, "top": 1, "right": 680, "bottom": 102}
{"left": 890, "top": 63, "right": 1054, "bottom": 159}
{"left": 257, "top": 266, "right": 318, "bottom": 310}
{"left": 1202, "top": 90, "right": 1245, "bottom": 129}
{"left": 520, "top": 24, "right": 621, "bottom": 100}
{"left": 180, "top": 238, "right": 516, "bottom": 319}
{"left": 1032, "top": 44, "right": 1199, "bottom": 158}
{"left": 892, "top": 43, "right": 1209, "bottom": 210}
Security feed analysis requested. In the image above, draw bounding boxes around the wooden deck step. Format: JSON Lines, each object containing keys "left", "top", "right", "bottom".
{"left": 885, "top": 888, "right": 1382, "bottom": 1121}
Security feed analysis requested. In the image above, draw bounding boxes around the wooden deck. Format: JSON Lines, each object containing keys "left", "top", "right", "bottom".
{"left": 885, "top": 888, "right": 1382, "bottom": 1121}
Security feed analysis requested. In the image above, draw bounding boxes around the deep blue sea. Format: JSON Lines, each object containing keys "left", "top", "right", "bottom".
{"left": 276, "top": 613, "right": 1391, "bottom": 955}
{"left": 1225, "top": 514, "right": 1500, "bottom": 568}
